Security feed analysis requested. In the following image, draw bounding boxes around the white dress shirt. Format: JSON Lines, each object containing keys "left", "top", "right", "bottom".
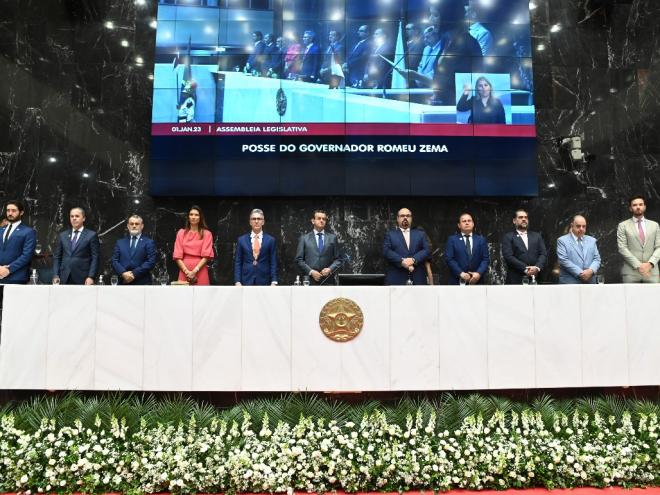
{"left": 3, "top": 220, "right": 21, "bottom": 241}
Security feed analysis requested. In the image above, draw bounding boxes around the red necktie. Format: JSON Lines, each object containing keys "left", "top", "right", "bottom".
{"left": 638, "top": 219, "right": 645, "bottom": 244}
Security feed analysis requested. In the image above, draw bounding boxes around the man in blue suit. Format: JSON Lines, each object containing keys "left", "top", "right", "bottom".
{"left": 344, "top": 25, "right": 371, "bottom": 87}
{"left": 296, "top": 30, "right": 322, "bottom": 82}
{"left": 445, "top": 212, "right": 490, "bottom": 285}
{"left": 52, "top": 207, "right": 100, "bottom": 285}
{"left": 0, "top": 199, "right": 36, "bottom": 284}
{"left": 557, "top": 214, "right": 601, "bottom": 284}
{"left": 234, "top": 209, "right": 277, "bottom": 286}
{"left": 383, "top": 208, "right": 430, "bottom": 285}
{"left": 111, "top": 215, "right": 157, "bottom": 285}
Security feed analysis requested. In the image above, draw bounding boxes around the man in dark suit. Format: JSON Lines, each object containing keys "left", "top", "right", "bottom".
{"left": 501, "top": 209, "right": 547, "bottom": 284}
{"left": 295, "top": 210, "right": 344, "bottom": 284}
{"left": 111, "top": 215, "right": 157, "bottom": 285}
{"left": 0, "top": 199, "right": 36, "bottom": 284}
{"left": 364, "top": 28, "right": 394, "bottom": 89}
{"left": 52, "top": 207, "right": 100, "bottom": 285}
{"left": 383, "top": 207, "right": 430, "bottom": 285}
{"left": 234, "top": 209, "right": 277, "bottom": 286}
{"left": 262, "top": 33, "right": 281, "bottom": 76}
{"left": 319, "top": 30, "right": 345, "bottom": 87}
{"left": 344, "top": 25, "right": 371, "bottom": 87}
{"left": 297, "top": 30, "right": 322, "bottom": 82}
{"left": 245, "top": 31, "right": 265, "bottom": 73}
{"left": 445, "top": 212, "right": 489, "bottom": 285}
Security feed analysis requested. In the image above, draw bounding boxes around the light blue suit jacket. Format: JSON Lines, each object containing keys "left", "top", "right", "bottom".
{"left": 557, "top": 233, "right": 601, "bottom": 284}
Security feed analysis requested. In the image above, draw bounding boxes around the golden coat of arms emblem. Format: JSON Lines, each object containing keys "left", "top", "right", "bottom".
{"left": 319, "top": 298, "right": 364, "bottom": 342}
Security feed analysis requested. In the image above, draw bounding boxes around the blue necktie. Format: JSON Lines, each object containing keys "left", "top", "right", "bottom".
{"left": 130, "top": 236, "right": 137, "bottom": 254}
{"left": 71, "top": 230, "right": 79, "bottom": 248}
{"left": 317, "top": 232, "right": 324, "bottom": 252}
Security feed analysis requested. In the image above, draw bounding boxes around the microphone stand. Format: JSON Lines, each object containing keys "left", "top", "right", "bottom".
{"left": 318, "top": 254, "right": 350, "bottom": 286}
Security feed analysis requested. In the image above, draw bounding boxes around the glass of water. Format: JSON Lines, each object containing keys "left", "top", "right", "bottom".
{"left": 303, "top": 275, "right": 310, "bottom": 286}
{"left": 35, "top": 243, "right": 42, "bottom": 255}
{"left": 160, "top": 275, "right": 169, "bottom": 286}
{"left": 522, "top": 276, "right": 530, "bottom": 285}
{"left": 110, "top": 275, "right": 119, "bottom": 286}
{"left": 597, "top": 274, "right": 605, "bottom": 284}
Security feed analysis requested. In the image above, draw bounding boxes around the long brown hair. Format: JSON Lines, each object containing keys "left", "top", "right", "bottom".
{"left": 185, "top": 205, "right": 209, "bottom": 239}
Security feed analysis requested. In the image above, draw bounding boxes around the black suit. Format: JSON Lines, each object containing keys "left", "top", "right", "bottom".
{"left": 501, "top": 230, "right": 548, "bottom": 284}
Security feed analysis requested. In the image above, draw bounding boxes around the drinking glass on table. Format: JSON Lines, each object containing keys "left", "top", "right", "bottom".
{"left": 110, "top": 275, "right": 119, "bottom": 286}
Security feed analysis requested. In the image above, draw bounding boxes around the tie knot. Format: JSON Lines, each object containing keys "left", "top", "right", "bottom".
{"left": 74, "top": 230, "right": 79, "bottom": 235}
{"left": 317, "top": 232, "right": 323, "bottom": 237}
{"left": 132, "top": 235, "right": 137, "bottom": 240}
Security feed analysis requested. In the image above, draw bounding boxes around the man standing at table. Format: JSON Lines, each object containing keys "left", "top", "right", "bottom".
{"left": 0, "top": 199, "right": 36, "bottom": 284}
{"left": 235, "top": 209, "right": 277, "bottom": 286}
{"left": 111, "top": 215, "right": 157, "bottom": 285}
{"left": 501, "top": 209, "right": 547, "bottom": 284}
{"left": 383, "top": 207, "right": 430, "bottom": 285}
{"left": 445, "top": 212, "right": 489, "bottom": 285}
{"left": 557, "top": 214, "right": 601, "bottom": 284}
{"left": 52, "top": 207, "right": 100, "bottom": 285}
{"left": 295, "top": 210, "right": 343, "bottom": 284}
{"left": 617, "top": 195, "right": 660, "bottom": 283}
{"left": 344, "top": 25, "right": 371, "bottom": 87}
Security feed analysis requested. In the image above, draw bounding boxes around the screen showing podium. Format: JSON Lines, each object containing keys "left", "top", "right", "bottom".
{"left": 150, "top": 0, "right": 537, "bottom": 196}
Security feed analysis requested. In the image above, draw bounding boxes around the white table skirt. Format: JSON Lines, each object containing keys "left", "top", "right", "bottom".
{"left": 0, "top": 284, "right": 657, "bottom": 391}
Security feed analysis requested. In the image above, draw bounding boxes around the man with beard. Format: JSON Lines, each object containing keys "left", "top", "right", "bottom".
{"left": 111, "top": 215, "right": 157, "bottom": 285}
{"left": 501, "top": 209, "right": 547, "bottom": 284}
{"left": 383, "top": 207, "right": 430, "bottom": 285}
{"left": 0, "top": 199, "right": 36, "bottom": 284}
{"left": 617, "top": 195, "right": 660, "bottom": 283}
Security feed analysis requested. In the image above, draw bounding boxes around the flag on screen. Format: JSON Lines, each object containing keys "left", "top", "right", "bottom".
{"left": 391, "top": 20, "right": 407, "bottom": 89}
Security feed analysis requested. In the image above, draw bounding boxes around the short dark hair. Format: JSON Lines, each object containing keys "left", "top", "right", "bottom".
{"left": 5, "top": 199, "right": 24, "bottom": 213}
{"left": 312, "top": 209, "right": 327, "bottom": 219}
{"left": 70, "top": 206, "right": 86, "bottom": 217}
{"left": 513, "top": 209, "right": 528, "bottom": 218}
{"left": 458, "top": 212, "right": 473, "bottom": 222}
{"left": 253, "top": 31, "right": 263, "bottom": 40}
{"left": 628, "top": 195, "right": 646, "bottom": 206}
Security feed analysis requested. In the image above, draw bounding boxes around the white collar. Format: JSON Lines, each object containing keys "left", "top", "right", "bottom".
{"left": 251, "top": 231, "right": 263, "bottom": 238}
{"left": 633, "top": 216, "right": 645, "bottom": 223}
{"left": 6, "top": 220, "right": 21, "bottom": 228}
{"left": 516, "top": 229, "right": 527, "bottom": 236}
{"left": 314, "top": 229, "right": 325, "bottom": 235}
{"left": 72, "top": 226, "right": 85, "bottom": 234}
{"left": 130, "top": 233, "right": 142, "bottom": 240}
{"left": 571, "top": 232, "right": 583, "bottom": 242}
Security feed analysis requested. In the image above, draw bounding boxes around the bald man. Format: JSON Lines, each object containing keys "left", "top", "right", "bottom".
{"left": 557, "top": 215, "right": 601, "bottom": 284}
{"left": 383, "top": 208, "right": 430, "bottom": 285}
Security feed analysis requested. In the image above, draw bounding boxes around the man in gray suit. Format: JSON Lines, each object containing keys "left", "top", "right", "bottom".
{"left": 52, "top": 207, "right": 100, "bottom": 285}
{"left": 295, "top": 210, "right": 344, "bottom": 284}
{"left": 557, "top": 214, "right": 601, "bottom": 284}
{"left": 617, "top": 195, "right": 660, "bottom": 283}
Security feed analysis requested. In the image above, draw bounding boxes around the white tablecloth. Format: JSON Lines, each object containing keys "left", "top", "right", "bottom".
{"left": 0, "top": 285, "right": 657, "bottom": 391}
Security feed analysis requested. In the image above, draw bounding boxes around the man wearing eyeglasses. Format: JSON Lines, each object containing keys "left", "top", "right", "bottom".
{"left": 234, "top": 209, "right": 278, "bottom": 286}
{"left": 383, "top": 207, "right": 430, "bottom": 285}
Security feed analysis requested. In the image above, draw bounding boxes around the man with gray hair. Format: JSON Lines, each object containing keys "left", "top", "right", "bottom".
{"left": 111, "top": 214, "right": 157, "bottom": 285}
{"left": 234, "top": 209, "right": 278, "bottom": 286}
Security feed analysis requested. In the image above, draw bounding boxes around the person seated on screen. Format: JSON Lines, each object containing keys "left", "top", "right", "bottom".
{"left": 284, "top": 34, "right": 302, "bottom": 79}
{"left": 319, "top": 30, "right": 345, "bottom": 88}
{"left": 428, "top": 2, "right": 482, "bottom": 105}
{"left": 173, "top": 205, "right": 214, "bottom": 286}
{"left": 244, "top": 31, "right": 265, "bottom": 74}
{"left": 343, "top": 25, "right": 371, "bottom": 88}
{"left": 395, "top": 26, "right": 442, "bottom": 88}
{"left": 262, "top": 33, "right": 281, "bottom": 77}
{"left": 364, "top": 28, "right": 394, "bottom": 89}
{"left": 456, "top": 76, "right": 505, "bottom": 124}
{"left": 294, "top": 30, "right": 322, "bottom": 82}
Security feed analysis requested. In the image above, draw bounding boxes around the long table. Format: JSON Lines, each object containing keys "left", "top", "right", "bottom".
{"left": 0, "top": 285, "right": 657, "bottom": 391}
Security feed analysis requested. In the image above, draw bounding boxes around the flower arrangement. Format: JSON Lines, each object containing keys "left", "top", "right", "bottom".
{"left": 0, "top": 394, "right": 659, "bottom": 493}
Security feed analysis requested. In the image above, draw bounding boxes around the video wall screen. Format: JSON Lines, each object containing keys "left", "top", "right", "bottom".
{"left": 150, "top": 0, "right": 537, "bottom": 196}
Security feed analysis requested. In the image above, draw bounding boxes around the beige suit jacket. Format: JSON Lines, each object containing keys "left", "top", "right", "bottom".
{"left": 616, "top": 218, "right": 660, "bottom": 276}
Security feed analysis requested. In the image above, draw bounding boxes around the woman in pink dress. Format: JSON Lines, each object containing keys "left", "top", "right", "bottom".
{"left": 173, "top": 206, "right": 215, "bottom": 285}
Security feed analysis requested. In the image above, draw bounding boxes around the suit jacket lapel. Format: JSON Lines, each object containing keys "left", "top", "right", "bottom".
{"left": 571, "top": 236, "right": 585, "bottom": 262}
{"left": 72, "top": 229, "right": 88, "bottom": 255}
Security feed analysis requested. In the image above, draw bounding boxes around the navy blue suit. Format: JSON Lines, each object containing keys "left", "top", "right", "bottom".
{"left": 0, "top": 222, "right": 36, "bottom": 284}
{"left": 346, "top": 39, "right": 371, "bottom": 86}
{"left": 444, "top": 232, "right": 489, "bottom": 284}
{"left": 383, "top": 228, "right": 430, "bottom": 285}
{"left": 234, "top": 232, "right": 277, "bottom": 285}
{"left": 53, "top": 228, "right": 100, "bottom": 285}
{"left": 299, "top": 43, "right": 322, "bottom": 81}
{"left": 111, "top": 235, "right": 157, "bottom": 285}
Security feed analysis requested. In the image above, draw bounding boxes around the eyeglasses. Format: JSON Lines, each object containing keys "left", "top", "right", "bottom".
{"left": 250, "top": 217, "right": 264, "bottom": 221}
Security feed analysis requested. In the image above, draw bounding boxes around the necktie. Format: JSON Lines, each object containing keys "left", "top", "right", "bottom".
{"left": 71, "top": 230, "right": 79, "bottom": 248}
{"left": 253, "top": 235, "right": 261, "bottom": 259}
{"left": 130, "top": 236, "right": 137, "bottom": 254}
{"left": 578, "top": 238, "right": 584, "bottom": 257}
{"left": 465, "top": 235, "right": 472, "bottom": 258}
{"left": 317, "top": 232, "right": 324, "bottom": 252}
{"left": 3, "top": 223, "right": 12, "bottom": 244}
{"left": 402, "top": 229, "right": 410, "bottom": 249}
{"left": 638, "top": 219, "right": 646, "bottom": 245}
